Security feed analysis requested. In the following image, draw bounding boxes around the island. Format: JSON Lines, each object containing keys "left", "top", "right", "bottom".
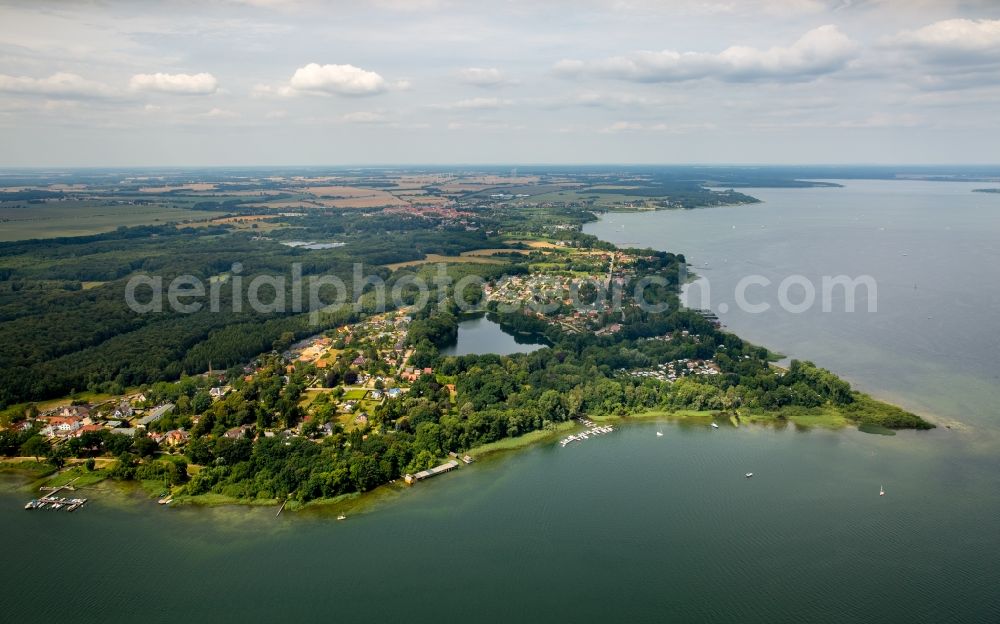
{"left": 0, "top": 167, "right": 932, "bottom": 511}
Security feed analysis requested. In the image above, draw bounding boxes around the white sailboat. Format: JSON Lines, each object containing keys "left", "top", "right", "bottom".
{"left": 879, "top": 484, "right": 885, "bottom": 497}
{"left": 711, "top": 422, "right": 719, "bottom": 429}
{"left": 656, "top": 431, "right": 663, "bottom": 437}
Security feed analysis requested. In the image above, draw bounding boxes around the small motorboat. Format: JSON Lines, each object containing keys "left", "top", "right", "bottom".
{"left": 656, "top": 431, "right": 663, "bottom": 437}
{"left": 337, "top": 515, "right": 347, "bottom": 521}
{"left": 711, "top": 423, "right": 719, "bottom": 429}
{"left": 745, "top": 473, "right": 753, "bottom": 478}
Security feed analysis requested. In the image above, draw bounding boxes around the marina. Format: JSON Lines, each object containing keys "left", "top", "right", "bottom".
{"left": 25, "top": 496, "right": 88, "bottom": 512}
{"left": 559, "top": 418, "right": 615, "bottom": 448}
{"left": 23, "top": 478, "right": 87, "bottom": 512}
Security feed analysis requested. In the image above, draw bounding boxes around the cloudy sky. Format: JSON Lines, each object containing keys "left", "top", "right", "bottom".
{"left": 1, "top": 0, "right": 999, "bottom": 166}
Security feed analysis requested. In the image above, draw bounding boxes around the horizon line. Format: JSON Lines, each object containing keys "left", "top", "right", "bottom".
{"left": 2, "top": 163, "right": 1000, "bottom": 171}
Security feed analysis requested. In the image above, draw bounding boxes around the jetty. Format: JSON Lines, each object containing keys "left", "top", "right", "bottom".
{"left": 25, "top": 478, "right": 87, "bottom": 512}
{"left": 559, "top": 418, "right": 615, "bottom": 448}
{"left": 25, "top": 495, "right": 88, "bottom": 511}
{"left": 404, "top": 460, "right": 460, "bottom": 485}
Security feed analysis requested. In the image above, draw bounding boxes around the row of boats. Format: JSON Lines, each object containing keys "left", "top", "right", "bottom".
{"left": 560, "top": 421, "right": 615, "bottom": 447}
{"left": 25, "top": 496, "right": 88, "bottom": 511}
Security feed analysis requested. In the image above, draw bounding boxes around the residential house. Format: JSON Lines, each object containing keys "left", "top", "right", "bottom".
{"left": 163, "top": 429, "right": 190, "bottom": 446}
{"left": 73, "top": 424, "right": 103, "bottom": 438}
{"left": 223, "top": 424, "right": 253, "bottom": 439}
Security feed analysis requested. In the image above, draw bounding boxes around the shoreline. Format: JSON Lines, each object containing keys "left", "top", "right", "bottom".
{"left": 4, "top": 404, "right": 923, "bottom": 517}
{"left": 5, "top": 207, "right": 936, "bottom": 517}
{"left": 585, "top": 208, "right": 943, "bottom": 430}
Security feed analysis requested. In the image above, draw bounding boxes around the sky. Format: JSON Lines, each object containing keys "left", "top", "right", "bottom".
{"left": 1, "top": 0, "right": 999, "bottom": 166}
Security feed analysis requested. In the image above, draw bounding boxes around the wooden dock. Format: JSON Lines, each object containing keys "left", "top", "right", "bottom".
{"left": 404, "top": 460, "right": 460, "bottom": 484}
{"left": 24, "top": 477, "right": 88, "bottom": 512}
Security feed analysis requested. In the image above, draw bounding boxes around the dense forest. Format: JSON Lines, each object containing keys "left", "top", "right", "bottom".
{"left": 0, "top": 212, "right": 500, "bottom": 405}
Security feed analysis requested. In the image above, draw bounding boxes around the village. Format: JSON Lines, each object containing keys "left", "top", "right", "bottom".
{"left": 17, "top": 310, "right": 424, "bottom": 443}
{"left": 9, "top": 307, "right": 483, "bottom": 492}
{"left": 622, "top": 358, "right": 722, "bottom": 383}
{"left": 483, "top": 250, "right": 643, "bottom": 334}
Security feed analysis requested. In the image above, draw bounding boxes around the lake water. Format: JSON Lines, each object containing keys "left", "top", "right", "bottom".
{"left": 3, "top": 180, "right": 999, "bottom": 623}
{"left": 588, "top": 180, "right": 1000, "bottom": 436}
{"left": 3, "top": 423, "right": 999, "bottom": 623}
{"left": 439, "top": 313, "right": 548, "bottom": 356}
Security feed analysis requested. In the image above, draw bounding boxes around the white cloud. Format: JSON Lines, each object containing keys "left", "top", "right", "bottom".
{"left": 443, "top": 97, "right": 510, "bottom": 110}
{"left": 556, "top": 25, "right": 859, "bottom": 83}
{"left": 288, "top": 63, "right": 387, "bottom": 95}
{"left": 202, "top": 107, "right": 239, "bottom": 118}
{"left": 0, "top": 72, "right": 117, "bottom": 99}
{"left": 890, "top": 19, "right": 1000, "bottom": 64}
{"left": 252, "top": 83, "right": 296, "bottom": 98}
{"left": 446, "top": 120, "right": 522, "bottom": 131}
{"left": 601, "top": 121, "right": 644, "bottom": 133}
{"left": 130, "top": 72, "right": 219, "bottom": 95}
{"left": 540, "top": 91, "right": 669, "bottom": 110}
{"left": 457, "top": 67, "right": 509, "bottom": 87}
{"left": 600, "top": 120, "right": 716, "bottom": 133}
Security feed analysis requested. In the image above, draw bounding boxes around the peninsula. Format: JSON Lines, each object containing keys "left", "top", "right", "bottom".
{"left": 0, "top": 167, "right": 932, "bottom": 510}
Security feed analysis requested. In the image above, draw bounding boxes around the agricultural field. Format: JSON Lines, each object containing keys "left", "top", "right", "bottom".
{"left": 384, "top": 253, "right": 506, "bottom": 270}
{"left": 0, "top": 201, "right": 224, "bottom": 241}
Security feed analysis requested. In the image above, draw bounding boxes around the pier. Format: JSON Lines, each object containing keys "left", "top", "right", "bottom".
{"left": 24, "top": 477, "right": 88, "bottom": 512}
{"left": 559, "top": 418, "right": 615, "bottom": 448}
{"left": 25, "top": 495, "right": 88, "bottom": 511}
{"left": 404, "top": 460, "right": 460, "bottom": 484}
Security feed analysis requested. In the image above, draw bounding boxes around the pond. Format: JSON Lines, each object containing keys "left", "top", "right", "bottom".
{"left": 439, "top": 313, "right": 549, "bottom": 356}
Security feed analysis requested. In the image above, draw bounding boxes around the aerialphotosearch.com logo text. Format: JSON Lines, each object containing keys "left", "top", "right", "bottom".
{"left": 124, "top": 262, "right": 878, "bottom": 324}
{"left": 683, "top": 272, "right": 878, "bottom": 315}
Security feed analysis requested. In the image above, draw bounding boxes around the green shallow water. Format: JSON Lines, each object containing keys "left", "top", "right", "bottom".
{"left": 2, "top": 423, "right": 998, "bottom": 623}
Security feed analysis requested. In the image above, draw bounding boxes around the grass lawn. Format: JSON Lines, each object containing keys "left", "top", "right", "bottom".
{"left": 43, "top": 465, "right": 110, "bottom": 488}
{"left": 595, "top": 409, "right": 717, "bottom": 423}
{"left": 466, "top": 420, "right": 576, "bottom": 457}
{"left": 621, "top": 407, "right": 850, "bottom": 430}
{"left": 0, "top": 459, "right": 55, "bottom": 478}
{"left": 342, "top": 388, "right": 368, "bottom": 400}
